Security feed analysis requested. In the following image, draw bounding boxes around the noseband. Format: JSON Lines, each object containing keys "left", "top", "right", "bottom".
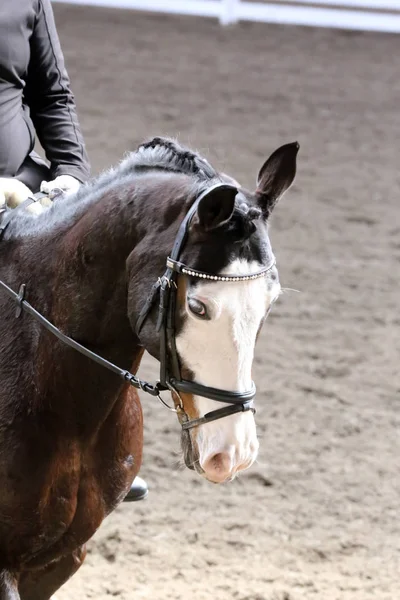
{"left": 0, "top": 184, "right": 275, "bottom": 432}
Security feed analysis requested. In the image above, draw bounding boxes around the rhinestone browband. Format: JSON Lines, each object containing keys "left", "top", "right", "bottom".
{"left": 166, "top": 258, "right": 276, "bottom": 282}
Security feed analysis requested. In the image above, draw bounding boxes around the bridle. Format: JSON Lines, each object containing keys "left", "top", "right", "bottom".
{"left": 0, "top": 183, "right": 276, "bottom": 431}
{"left": 135, "top": 182, "right": 275, "bottom": 429}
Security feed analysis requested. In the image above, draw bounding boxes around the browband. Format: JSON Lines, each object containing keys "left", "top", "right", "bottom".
{"left": 166, "top": 257, "right": 276, "bottom": 282}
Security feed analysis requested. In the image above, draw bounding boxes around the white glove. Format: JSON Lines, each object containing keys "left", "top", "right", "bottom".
{"left": 0, "top": 178, "right": 32, "bottom": 208}
{"left": 40, "top": 175, "right": 81, "bottom": 198}
{"left": 0, "top": 178, "right": 44, "bottom": 215}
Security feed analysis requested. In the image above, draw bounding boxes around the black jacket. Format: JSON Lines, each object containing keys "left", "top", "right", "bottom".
{"left": 0, "top": 0, "right": 90, "bottom": 182}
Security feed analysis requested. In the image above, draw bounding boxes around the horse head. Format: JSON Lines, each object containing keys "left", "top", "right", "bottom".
{"left": 126, "top": 138, "right": 299, "bottom": 483}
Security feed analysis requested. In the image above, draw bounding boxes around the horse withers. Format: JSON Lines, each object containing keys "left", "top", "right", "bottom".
{"left": 0, "top": 137, "right": 298, "bottom": 598}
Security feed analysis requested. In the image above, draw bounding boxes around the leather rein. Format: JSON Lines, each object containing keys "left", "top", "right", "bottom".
{"left": 0, "top": 184, "right": 275, "bottom": 430}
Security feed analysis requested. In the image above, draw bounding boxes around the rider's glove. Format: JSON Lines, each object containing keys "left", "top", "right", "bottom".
{"left": 40, "top": 175, "right": 81, "bottom": 199}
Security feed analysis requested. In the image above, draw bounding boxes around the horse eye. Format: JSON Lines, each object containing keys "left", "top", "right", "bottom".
{"left": 188, "top": 298, "right": 208, "bottom": 319}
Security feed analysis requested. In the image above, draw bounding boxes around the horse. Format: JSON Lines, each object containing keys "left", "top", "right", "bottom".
{"left": 0, "top": 136, "right": 299, "bottom": 599}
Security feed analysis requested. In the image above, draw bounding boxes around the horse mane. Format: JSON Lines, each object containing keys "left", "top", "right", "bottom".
{"left": 2, "top": 137, "right": 261, "bottom": 242}
{"left": 70, "top": 136, "right": 218, "bottom": 204}
{"left": 127, "top": 137, "right": 218, "bottom": 179}
{"left": 117, "top": 137, "right": 261, "bottom": 232}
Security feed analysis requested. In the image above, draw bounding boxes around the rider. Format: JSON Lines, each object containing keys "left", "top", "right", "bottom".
{"left": 0, "top": 0, "right": 147, "bottom": 502}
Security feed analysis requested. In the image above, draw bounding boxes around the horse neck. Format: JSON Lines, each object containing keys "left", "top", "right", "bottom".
{"left": 26, "top": 172, "right": 191, "bottom": 424}
{"left": 55, "top": 188, "right": 140, "bottom": 337}
{"left": 34, "top": 185, "right": 146, "bottom": 423}
{"left": 52, "top": 173, "right": 189, "bottom": 347}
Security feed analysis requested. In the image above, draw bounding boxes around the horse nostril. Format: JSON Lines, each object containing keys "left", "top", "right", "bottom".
{"left": 201, "top": 449, "right": 235, "bottom": 483}
{"left": 210, "top": 452, "right": 227, "bottom": 469}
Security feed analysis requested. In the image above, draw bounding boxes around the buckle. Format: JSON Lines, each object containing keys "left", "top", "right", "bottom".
{"left": 15, "top": 283, "right": 26, "bottom": 318}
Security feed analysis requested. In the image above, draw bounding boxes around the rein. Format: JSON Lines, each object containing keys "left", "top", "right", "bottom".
{"left": 0, "top": 279, "right": 165, "bottom": 398}
{"left": 0, "top": 184, "right": 276, "bottom": 431}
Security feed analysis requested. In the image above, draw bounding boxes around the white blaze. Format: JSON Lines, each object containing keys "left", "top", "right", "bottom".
{"left": 176, "top": 259, "right": 281, "bottom": 482}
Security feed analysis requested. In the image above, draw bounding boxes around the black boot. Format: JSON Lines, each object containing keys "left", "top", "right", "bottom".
{"left": 123, "top": 476, "right": 148, "bottom": 502}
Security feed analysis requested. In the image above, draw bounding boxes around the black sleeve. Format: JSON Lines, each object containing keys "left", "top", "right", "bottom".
{"left": 24, "top": 0, "right": 90, "bottom": 183}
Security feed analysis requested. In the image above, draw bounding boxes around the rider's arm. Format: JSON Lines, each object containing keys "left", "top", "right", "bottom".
{"left": 24, "top": 0, "right": 90, "bottom": 184}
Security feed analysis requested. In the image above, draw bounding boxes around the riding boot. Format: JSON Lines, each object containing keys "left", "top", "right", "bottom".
{"left": 123, "top": 476, "right": 148, "bottom": 502}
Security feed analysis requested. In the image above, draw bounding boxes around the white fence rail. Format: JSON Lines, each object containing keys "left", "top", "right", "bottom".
{"left": 52, "top": 0, "right": 400, "bottom": 33}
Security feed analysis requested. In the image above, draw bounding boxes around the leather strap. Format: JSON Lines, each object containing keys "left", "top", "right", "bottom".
{"left": 171, "top": 378, "right": 256, "bottom": 404}
{"left": 0, "top": 278, "right": 166, "bottom": 398}
{"left": 181, "top": 402, "right": 255, "bottom": 430}
{"left": 135, "top": 279, "right": 161, "bottom": 336}
{"left": 166, "top": 257, "right": 276, "bottom": 281}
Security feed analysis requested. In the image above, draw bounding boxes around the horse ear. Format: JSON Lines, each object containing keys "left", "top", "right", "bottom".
{"left": 195, "top": 184, "right": 237, "bottom": 231}
{"left": 256, "top": 142, "right": 299, "bottom": 218}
